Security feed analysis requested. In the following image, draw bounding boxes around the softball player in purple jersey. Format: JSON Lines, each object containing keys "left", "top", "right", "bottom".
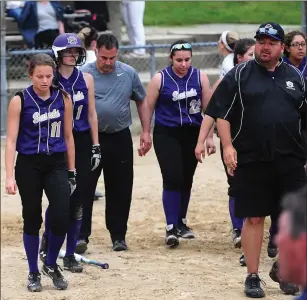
{"left": 39, "top": 33, "right": 100, "bottom": 273}
{"left": 5, "top": 53, "right": 75, "bottom": 291}
{"left": 283, "top": 31, "right": 307, "bottom": 79}
{"left": 146, "top": 40, "right": 216, "bottom": 247}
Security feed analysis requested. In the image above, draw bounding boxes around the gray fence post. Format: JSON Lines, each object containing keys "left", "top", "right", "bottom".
{"left": 0, "top": 0, "right": 8, "bottom": 136}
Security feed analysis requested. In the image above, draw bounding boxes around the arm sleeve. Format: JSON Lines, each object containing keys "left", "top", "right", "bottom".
{"left": 131, "top": 70, "right": 146, "bottom": 101}
{"left": 205, "top": 66, "right": 239, "bottom": 121}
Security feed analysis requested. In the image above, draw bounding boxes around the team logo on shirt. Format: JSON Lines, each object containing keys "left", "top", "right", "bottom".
{"left": 73, "top": 91, "right": 85, "bottom": 101}
{"left": 32, "top": 109, "right": 60, "bottom": 124}
{"left": 172, "top": 88, "right": 197, "bottom": 101}
{"left": 67, "top": 35, "right": 78, "bottom": 45}
{"left": 286, "top": 81, "right": 295, "bottom": 90}
{"left": 189, "top": 99, "right": 201, "bottom": 114}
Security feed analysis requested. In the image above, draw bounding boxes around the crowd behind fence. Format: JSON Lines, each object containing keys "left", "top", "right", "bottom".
{"left": 1, "top": 42, "right": 220, "bottom": 135}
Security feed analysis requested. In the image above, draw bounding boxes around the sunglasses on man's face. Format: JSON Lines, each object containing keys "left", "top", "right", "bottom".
{"left": 170, "top": 43, "right": 192, "bottom": 52}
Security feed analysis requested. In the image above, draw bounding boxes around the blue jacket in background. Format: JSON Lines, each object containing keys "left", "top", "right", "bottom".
{"left": 19, "top": 1, "right": 64, "bottom": 48}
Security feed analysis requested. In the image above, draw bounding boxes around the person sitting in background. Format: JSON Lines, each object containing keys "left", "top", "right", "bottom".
{"left": 6, "top": 1, "right": 24, "bottom": 21}
{"left": 283, "top": 30, "right": 307, "bottom": 79}
{"left": 275, "top": 185, "right": 307, "bottom": 300}
{"left": 19, "top": 1, "right": 65, "bottom": 48}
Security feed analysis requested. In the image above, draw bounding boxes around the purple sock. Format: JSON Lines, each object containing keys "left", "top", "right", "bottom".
{"left": 179, "top": 190, "right": 191, "bottom": 223}
{"left": 229, "top": 197, "right": 244, "bottom": 230}
{"left": 23, "top": 233, "right": 39, "bottom": 273}
{"left": 46, "top": 231, "right": 65, "bottom": 267}
{"left": 162, "top": 189, "right": 181, "bottom": 226}
{"left": 43, "top": 206, "right": 51, "bottom": 239}
{"left": 65, "top": 219, "right": 82, "bottom": 256}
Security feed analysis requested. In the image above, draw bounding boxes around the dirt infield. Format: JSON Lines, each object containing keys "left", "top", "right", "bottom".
{"left": 1, "top": 136, "right": 290, "bottom": 300}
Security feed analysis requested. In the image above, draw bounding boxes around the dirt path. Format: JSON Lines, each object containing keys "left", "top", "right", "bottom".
{"left": 1, "top": 136, "right": 289, "bottom": 300}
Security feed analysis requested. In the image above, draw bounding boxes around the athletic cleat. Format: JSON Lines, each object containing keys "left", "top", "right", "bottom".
{"left": 244, "top": 273, "right": 265, "bottom": 298}
{"left": 232, "top": 228, "right": 242, "bottom": 248}
{"left": 267, "top": 238, "right": 278, "bottom": 258}
{"left": 63, "top": 255, "right": 83, "bottom": 273}
{"left": 39, "top": 235, "right": 48, "bottom": 263}
{"left": 42, "top": 264, "right": 68, "bottom": 290}
{"left": 239, "top": 254, "right": 246, "bottom": 267}
{"left": 75, "top": 239, "right": 88, "bottom": 255}
{"left": 177, "top": 219, "right": 195, "bottom": 239}
{"left": 27, "top": 272, "right": 42, "bottom": 292}
{"left": 269, "top": 261, "right": 299, "bottom": 295}
{"left": 165, "top": 224, "right": 179, "bottom": 248}
{"left": 112, "top": 240, "right": 128, "bottom": 251}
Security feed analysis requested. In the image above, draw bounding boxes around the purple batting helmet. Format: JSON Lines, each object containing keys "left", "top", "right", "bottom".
{"left": 52, "top": 33, "right": 86, "bottom": 66}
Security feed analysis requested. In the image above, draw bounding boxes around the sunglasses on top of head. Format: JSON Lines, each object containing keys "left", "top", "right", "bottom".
{"left": 256, "top": 27, "right": 280, "bottom": 38}
{"left": 170, "top": 43, "right": 192, "bottom": 52}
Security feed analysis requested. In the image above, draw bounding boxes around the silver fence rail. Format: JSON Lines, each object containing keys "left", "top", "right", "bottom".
{"left": 1, "top": 42, "right": 219, "bottom": 135}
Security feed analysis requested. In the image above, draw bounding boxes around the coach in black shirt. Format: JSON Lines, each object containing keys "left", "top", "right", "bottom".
{"left": 206, "top": 22, "right": 307, "bottom": 298}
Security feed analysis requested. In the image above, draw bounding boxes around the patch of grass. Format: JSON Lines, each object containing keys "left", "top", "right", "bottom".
{"left": 144, "top": 1, "right": 301, "bottom": 26}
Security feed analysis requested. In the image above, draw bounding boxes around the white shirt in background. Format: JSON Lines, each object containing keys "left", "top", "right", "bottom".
{"left": 77, "top": 50, "right": 97, "bottom": 70}
{"left": 6, "top": 1, "right": 24, "bottom": 9}
{"left": 220, "top": 53, "right": 234, "bottom": 78}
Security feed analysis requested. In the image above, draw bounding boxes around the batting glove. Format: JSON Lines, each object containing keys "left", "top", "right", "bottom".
{"left": 91, "top": 144, "right": 101, "bottom": 171}
{"left": 68, "top": 169, "right": 77, "bottom": 195}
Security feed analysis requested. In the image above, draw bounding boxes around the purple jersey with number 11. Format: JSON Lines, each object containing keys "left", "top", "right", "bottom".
{"left": 57, "top": 67, "right": 90, "bottom": 132}
{"left": 155, "top": 66, "right": 203, "bottom": 127}
{"left": 16, "top": 86, "right": 67, "bottom": 155}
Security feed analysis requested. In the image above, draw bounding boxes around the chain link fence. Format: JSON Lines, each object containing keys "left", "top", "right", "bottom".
{"left": 6, "top": 42, "right": 220, "bottom": 93}
{"left": 2, "top": 42, "right": 221, "bottom": 134}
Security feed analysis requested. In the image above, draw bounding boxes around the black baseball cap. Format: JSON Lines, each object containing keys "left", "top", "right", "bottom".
{"left": 254, "top": 22, "right": 285, "bottom": 41}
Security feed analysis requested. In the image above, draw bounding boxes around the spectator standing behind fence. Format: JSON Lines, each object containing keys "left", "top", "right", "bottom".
{"left": 121, "top": 0, "right": 146, "bottom": 56}
{"left": 19, "top": 1, "right": 65, "bottom": 49}
{"left": 275, "top": 185, "right": 307, "bottom": 300}
{"left": 283, "top": 31, "right": 307, "bottom": 79}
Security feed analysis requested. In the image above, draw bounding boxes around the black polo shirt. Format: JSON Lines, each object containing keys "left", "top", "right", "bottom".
{"left": 206, "top": 59, "right": 307, "bottom": 165}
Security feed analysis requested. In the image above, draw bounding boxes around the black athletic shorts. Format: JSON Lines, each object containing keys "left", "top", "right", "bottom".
{"left": 233, "top": 155, "right": 307, "bottom": 218}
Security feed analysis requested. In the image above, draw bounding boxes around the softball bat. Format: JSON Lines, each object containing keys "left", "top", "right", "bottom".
{"left": 59, "top": 250, "right": 109, "bottom": 269}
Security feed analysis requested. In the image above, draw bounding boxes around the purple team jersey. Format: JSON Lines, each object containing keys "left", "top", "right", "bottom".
{"left": 155, "top": 66, "right": 203, "bottom": 127}
{"left": 283, "top": 56, "right": 307, "bottom": 79}
{"left": 16, "top": 86, "right": 67, "bottom": 155}
{"left": 57, "top": 67, "right": 90, "bottom": 132}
